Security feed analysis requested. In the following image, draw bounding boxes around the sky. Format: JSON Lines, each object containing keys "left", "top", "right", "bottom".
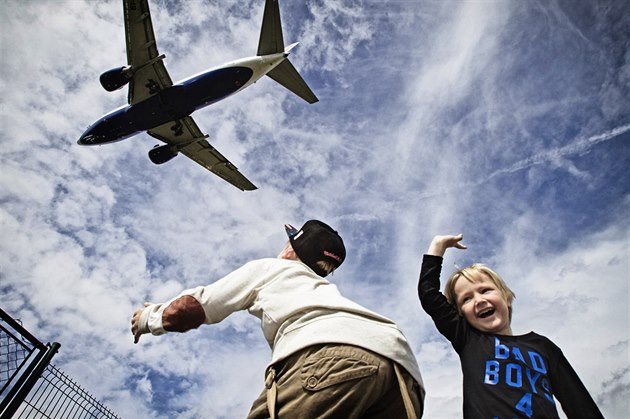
{"left": 1, "top": 0, "right": 628, "bottom": 417}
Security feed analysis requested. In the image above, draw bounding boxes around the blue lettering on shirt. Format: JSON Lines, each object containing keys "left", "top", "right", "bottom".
{"left": 485, "top": 360, "right": 500, "bottom": 385}
{"left": 485, "top": 337, "right": 556, "bottom": 417}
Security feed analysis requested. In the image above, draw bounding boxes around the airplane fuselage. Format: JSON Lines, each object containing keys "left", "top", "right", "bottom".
{"left": 78, "top": 53, "right": 286, "bottom": 145}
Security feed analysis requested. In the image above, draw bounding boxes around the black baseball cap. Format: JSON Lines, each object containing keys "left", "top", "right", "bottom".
{"left": 284, "top": 220, "right": 346, "bottom": 277}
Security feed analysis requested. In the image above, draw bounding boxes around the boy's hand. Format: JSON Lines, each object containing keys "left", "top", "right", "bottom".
{"left": 427, "top": 234, "right": 467, "bottom": 257}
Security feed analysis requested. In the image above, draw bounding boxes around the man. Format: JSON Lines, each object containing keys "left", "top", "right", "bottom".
{"left": 131, "top": 220, "right": 424, "bottom": 418}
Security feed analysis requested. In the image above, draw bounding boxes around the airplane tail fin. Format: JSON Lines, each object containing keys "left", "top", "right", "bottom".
{"left": 257, "top": 0, "right": 284, "bottom": 56}
{"left": 257, "top": 0, "right": 318, "bottom": 104}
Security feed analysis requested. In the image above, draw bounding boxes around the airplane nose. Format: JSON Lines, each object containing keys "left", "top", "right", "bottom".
{"left": 77, "top": 133, "right": 94, "bottom": 145}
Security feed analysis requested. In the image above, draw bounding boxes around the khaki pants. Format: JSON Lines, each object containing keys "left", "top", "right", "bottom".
{"left": 247, "top": 344, "right": 423, "bottom": 419}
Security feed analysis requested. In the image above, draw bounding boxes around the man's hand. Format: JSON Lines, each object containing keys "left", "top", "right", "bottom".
{"left": 131, "top": 302, "right": 152, "bottom": 344}
{"left": 427, "top": 234, "right": 467, "bottom": 257}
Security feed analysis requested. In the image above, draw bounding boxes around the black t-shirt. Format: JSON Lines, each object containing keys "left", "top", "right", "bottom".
{"left": 418, "top": 255, "right": 604, "bottom": 419}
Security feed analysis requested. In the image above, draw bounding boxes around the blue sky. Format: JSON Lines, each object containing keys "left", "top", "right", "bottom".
{"left": 1, "top": 0, "right": 628, "bottom": 417}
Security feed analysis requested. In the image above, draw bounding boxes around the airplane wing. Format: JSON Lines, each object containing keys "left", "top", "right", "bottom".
{"left": 123, "top": 0, "right": 172, "bottom": 105}
{"left": 148, "top": 117, "right": 257, "bottom": 191}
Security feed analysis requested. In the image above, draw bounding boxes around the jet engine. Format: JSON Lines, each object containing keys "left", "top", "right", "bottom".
{"left": 100, "top": 66, "right": 133, "bottom": 92}
{"left": 148, "top": 144, "right": 179, "bottom": 165}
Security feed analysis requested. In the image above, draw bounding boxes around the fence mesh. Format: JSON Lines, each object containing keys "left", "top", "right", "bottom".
{"left": 1, "top": 308, "right": 121, "bottom": 419}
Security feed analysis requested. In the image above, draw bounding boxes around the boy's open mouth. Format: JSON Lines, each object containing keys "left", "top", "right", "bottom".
{"left": 478, "top": 308, "right": 495, "bottom": 318}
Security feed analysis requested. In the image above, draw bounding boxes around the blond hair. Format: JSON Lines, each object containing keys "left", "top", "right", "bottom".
{"left": 314, "top": 260, "right": 337, "bottom": 276}
{"left": 445, "top": 264, "right": 516, "bottom": 321}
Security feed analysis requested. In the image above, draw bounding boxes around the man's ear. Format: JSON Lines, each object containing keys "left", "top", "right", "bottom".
{"left": 278, "top": 244, "right": 298, "bottom": 260}
{"left": 285, "top": 247, "right": 298, "bottom": 260}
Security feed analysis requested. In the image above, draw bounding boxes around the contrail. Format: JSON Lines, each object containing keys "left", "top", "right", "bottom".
{"left": 485, "top": 123, "right": 630, "bottom": 181}
{"left": 405, "top": 124, "right": 630, "bottom": 203}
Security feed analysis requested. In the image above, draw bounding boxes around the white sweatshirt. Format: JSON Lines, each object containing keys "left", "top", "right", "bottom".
{"left": 138, "top": 258, "right": 424, "bottom": 394}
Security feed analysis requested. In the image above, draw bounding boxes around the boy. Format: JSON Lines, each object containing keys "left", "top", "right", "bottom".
{"left": 418, "top": 234, "right": 603, "bottom": 418}
{"left": 132, "top": 220, "right": 424, "bottom": 418}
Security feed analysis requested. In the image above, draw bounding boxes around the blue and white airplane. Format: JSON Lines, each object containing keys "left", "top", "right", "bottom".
{"left": 78, "top": 0, "right": 318, "bottom": 191}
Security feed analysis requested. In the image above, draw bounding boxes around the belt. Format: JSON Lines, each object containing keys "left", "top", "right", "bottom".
{"left": 394, "top": 362, "right": 419, "bottom": 419}
{"left": 265, "top": 367, "right": 278, "bottom": 419}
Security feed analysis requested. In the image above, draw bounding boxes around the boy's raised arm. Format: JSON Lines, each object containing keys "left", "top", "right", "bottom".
{"left": 418, "top": 233, "right": 469, "bottom": 348}
{"left": 427, "top": 234, "right": 467, "bottom": 257}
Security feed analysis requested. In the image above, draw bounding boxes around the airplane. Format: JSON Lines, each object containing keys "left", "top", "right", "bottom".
{"left": 77, "top": 0, "right": 318, "bottom": 191}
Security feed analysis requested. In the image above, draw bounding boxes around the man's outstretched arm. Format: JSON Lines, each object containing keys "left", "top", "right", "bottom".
{"left": 131, "top": 295, "right": 206, "bottom": 344}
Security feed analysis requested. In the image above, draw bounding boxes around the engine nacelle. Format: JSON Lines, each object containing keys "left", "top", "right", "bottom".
{"left": 100, "top": 66, "right": 133, "bottom": 92}
{"left": 148, "top": 144, "right": 179, "bottom": 165}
